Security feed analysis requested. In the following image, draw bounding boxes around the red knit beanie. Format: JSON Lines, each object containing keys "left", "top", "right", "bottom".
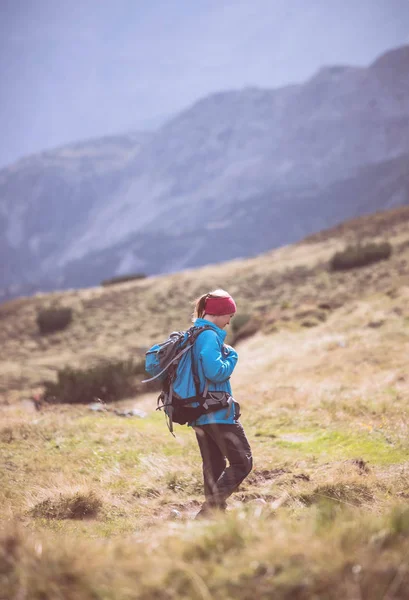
{"left": 205, "top": 295, "right": 237, "bottom": 316}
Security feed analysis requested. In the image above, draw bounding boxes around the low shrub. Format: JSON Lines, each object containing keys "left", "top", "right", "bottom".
{"left": 230, "top": 313, "right": 260, "bottom": 344}
{"left": 330, "top": 241, "right": 392, "bottom": 271}
{"left": 231, "top": 313, "right": 252, "bottom": 333}
{"left": 36, "top": 307, "right": 73, "bottom": 334}
{"left": 101, "top": 273, "right": 146, "bottom": 286}
{"left": 43, "top": 358, "right": 145, "bottom": 404}
{"left": 234, "top": 319, "right": 261, "bottom": 343}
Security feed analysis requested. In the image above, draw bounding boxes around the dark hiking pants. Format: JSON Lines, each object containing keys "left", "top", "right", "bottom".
{"left": 194, "top": 422, "right": 252, "bottom": 508}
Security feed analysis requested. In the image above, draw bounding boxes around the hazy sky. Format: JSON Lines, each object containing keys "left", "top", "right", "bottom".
{"left": 1, "top": 0, "right": 409, "bottom": 167}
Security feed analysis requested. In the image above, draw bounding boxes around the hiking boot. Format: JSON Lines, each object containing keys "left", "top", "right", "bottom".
{"left": 195, "top": 501, "right": 227, "bottom": 519}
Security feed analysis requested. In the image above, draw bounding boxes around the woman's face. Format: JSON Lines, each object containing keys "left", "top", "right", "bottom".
{"left": 213, "top": 313, "right": 235, "bottom": 329}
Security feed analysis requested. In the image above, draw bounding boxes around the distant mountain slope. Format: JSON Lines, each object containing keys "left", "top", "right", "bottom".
{"left": 56, "top": 152, "right": 409, "bottom": 290}
{"left": 0, "top": 132, "right": 151, "bottom": 298}
{"left": 1, "top": 46, "right": 409, "bottom": 299}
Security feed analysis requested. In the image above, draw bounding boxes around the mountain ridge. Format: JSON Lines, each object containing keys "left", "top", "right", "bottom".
{"left": 1, "top": 45, "right": 409, "bottom": 300}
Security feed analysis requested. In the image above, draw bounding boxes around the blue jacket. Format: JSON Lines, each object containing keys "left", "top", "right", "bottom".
{"left": 172, "top": 318, "right": 239, "bottom": 426}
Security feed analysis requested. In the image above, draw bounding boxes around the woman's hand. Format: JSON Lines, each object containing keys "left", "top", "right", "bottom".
{"left": 222, "top": 344, "right": 236, "bottom": 356}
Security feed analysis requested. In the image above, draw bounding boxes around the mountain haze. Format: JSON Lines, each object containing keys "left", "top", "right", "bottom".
{"left": 1, "top": 45, "right": 409, "bottom": 299}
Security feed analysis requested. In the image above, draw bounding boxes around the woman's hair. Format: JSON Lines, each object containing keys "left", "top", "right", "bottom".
{"left": 192, "top": 289, "right": 232, "bottom": 320}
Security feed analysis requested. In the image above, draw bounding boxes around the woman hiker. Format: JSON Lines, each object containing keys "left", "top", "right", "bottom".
{"left": 189, "top": 289, "right": 253, "bottom": 518}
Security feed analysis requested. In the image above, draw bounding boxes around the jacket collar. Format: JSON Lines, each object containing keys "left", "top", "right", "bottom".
{"left": 194, "top": 318, "right": 227, "bottom": 341}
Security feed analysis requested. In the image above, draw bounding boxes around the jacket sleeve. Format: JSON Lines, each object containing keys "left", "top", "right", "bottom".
{"left": 197, "top": 330, "right": 238, "bottom": 383}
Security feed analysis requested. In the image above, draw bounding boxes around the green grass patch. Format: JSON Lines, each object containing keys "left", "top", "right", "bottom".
{"left": 273, "top": 428, "right": 409, "bottom": 465}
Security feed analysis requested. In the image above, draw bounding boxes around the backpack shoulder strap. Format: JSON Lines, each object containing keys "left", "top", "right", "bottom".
{"left": 190, "top": 326, "right": 213, "bottom": 397}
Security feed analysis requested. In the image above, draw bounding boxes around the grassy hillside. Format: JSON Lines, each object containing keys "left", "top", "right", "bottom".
{"left": 1, "top": 205, "right": 409, "bottom": 401}
{"left": 1, "top": 206, "right": 409, "bottom": 598}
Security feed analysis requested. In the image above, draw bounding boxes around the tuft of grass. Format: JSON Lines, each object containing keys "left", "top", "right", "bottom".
{"left": 389, "top": 506, "right": 409, "bottom": 536}
{"left": 30, "top": 491, "right": 102, "bottom": 520}
{"left": 299, "top": 481, "right": 374, "bottom": 508}
{"left": 165, "top": 471, "right": 202, "bottom": 495}
{"left": 180, "top": 514, "right": 249, "bottom": 562}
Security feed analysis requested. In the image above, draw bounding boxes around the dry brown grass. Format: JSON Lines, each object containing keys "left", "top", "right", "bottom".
{"left": 1, "top": 207, "right": 409, "bottom": 598}
{"left": 1, "top": 207, "right": 409, "bottom": 402}
{"left": 2, "top": 504, "right": 409, "bottom": 599}
{"left": 303, "top": 205, "right": 409, "bottom": 244}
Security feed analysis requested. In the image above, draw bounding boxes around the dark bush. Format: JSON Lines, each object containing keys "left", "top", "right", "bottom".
{"left": 233, "top": 318, "right": 261, "bottom": 344}
{"left": 231, "top": 313, "right": 252, "bottom": 333}
{"left": 230, "top": 313, "right": 260, "bottom": 344}
{"left": 43, "top": 358, "right": 145, "bottom": 404}
{"left": 330, "top": 241, "right": 392, "bottom": 271}
{"left": 37, "top": 307, "right": 73, "bottom": 334}
{"left": 101, "top": 273, "right": 146, "bottom": 286}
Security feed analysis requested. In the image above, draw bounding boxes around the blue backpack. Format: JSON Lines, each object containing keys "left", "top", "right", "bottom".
{"left": 143, "top": 326, "right": 229, "bottom": 433}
